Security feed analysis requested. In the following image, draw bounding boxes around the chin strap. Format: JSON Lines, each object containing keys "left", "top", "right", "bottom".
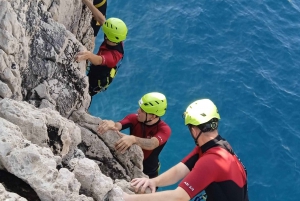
{"left": 194, "top": 130, "right": 203, "bottom": 146}
{"left": 142, "top": 113, "right": 152, "bottom": 138}
{"left": 143, "top": 113, "right": 153, "bottom": 124}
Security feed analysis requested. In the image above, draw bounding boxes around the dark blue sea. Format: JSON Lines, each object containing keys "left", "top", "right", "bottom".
{"left": 90, "top": 0, "right": 300, "bottom": 200}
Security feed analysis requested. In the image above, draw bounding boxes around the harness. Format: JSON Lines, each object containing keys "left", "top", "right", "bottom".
{"left": 94, "top": 0, "right": 106, "bottom": 8}
{"left": 88, "top": 42, "right": 124, "bottom": 94}
{"left": 96, "top": 57, "right": 123, "bottom": 91}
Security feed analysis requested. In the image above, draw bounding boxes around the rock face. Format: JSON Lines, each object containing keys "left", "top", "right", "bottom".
{"left": 0, "top": 0, "right": 146, "bottom": 200}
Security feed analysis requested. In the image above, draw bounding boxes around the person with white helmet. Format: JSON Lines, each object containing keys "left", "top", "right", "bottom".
{"left": 76, "top": 0, "right": 128, "bottom": 96}
{"left": 123, "top": 99, "right": 249, "bottom": 201}
{"left": 97, "top": 92, "right": 171, "bottom": 179}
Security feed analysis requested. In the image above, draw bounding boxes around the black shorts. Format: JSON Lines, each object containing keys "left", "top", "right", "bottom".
{"left": 91, "top": 0, "right": 107, "bottom": 37}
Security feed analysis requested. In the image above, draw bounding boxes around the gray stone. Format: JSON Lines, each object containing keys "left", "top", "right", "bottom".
{"left": 0, "top": 0, "right": 146, "bottom": 200}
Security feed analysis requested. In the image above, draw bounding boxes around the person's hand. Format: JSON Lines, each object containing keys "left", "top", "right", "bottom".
{"left": 75, "top": 50, "right": 91, "bottom": 62}
{"left": 131, "top": 178, "right": 156, "bottom": 194}
{"left": 115, "top": 135, "right": 136, "bottom": 154}
{"left": 97, "top": 120, "right": 117, "bottom": 135}
{"left": 81, "top": 0, "right": 91, "bottom": 5}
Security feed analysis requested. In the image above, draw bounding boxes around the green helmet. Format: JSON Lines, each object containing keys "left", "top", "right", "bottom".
{"left": 102, "top": 18, "right": 128, "bottom": 43}
{"left": 184, "top": 99, "right": 220, "bottom": 126}
{"left": 138, "top": 92, "right": 167, "bottom": 117}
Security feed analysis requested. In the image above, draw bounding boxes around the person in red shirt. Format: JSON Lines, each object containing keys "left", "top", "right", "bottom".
{"left": 97, "top": 92, "right": 171, "bottom": 178}
{"left": 123, "top": 99, "right": 249, "bottom": 201}
{"left": 76, "top": 0, "right": 128, "bottom": 96}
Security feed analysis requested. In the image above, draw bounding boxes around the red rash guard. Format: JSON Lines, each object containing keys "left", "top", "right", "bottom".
{"left": 178, "top": 135, "right": 248, "bottom": 201}
{"left": 96, "top": 41, "right": 123, "bottom": 68}
{"left": 119, "top": 114, "right": 171, "bottom": 175}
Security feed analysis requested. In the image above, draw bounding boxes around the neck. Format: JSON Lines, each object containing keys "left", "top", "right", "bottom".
{"left": 197, "top": 130, "right": 219, "bottom": 146}
{"left": 145, "top": 117, "right": 159, "bottom": 125}
{"left": 106, "top": 40, "right": 117, "bottom": 46}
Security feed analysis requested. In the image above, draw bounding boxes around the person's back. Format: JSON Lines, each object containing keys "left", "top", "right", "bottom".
{"left": 178, "top": 100, "right": 248, "bottom": 201}
{"left": 198, "top": 142, "right": 248, "bottom": 201}
{"left": 207, "top": 148, "right": 248, "bottom": 201}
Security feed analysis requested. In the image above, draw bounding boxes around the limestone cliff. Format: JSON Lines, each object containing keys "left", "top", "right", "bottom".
{"left": 0, "top": 0, "right": 145, "bottom": 200}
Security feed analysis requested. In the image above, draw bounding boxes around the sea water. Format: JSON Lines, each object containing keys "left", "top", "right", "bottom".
{"left": 90, "top": 0, "right": 300, "bottom": 200}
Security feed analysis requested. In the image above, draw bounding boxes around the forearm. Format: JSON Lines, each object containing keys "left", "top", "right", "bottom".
{"left": 154, "top": 163, "right": 189, "bottom": 187}
{"left": 83, "top": 0, "right": 106, "bottom": 25}
{"left": 87, "top": 53, "right": 103, "bottom": 65}
{"left": 125, "top": 188, "right": 189, "bottom": 201}
{"left": 134, "top": 137, "right": 158, "bottom": 150}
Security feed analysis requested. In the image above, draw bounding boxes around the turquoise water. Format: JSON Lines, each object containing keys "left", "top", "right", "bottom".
{"left": 90, "top": 0, "right": 300, "bottom": 200}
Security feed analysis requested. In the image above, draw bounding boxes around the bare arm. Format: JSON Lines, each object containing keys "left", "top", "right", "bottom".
{"left": 123, "top": 187, "right": 190, "bottom": 201}
{"left": 115, "top": 135, "right": 159, "bottom": 154}
{"left": 134, "top": 136, "right": 159, "bottom": 150}
{"left": 75, "top": 50, "right": 103, "bottom": 65}
{"left": 154, "top": 162, "right": 190, "bottom": 187}
{"left": 82, "top": 0, "right": 106, "bottom": 25}
{"left": 97, "top": 120, "right": 122, "bottom": 134}
{"left": 131, "top": 162, "right": 190, "bottom": 194}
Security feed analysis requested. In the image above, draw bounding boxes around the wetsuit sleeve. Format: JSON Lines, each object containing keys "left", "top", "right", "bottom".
{"left": 100, "top": 49, "right": 123, "bottom": 68}
{"left": 119, "top": 114, "right": 136, "bottom": 130}
{"left": 152, "top": 124, "right": 171, "bottom": 146}
{"left": 181, "top": 147, "right": 200, "bottom": 171}
{"left": 178, "top": 152, "right": 223, "bottom": 199}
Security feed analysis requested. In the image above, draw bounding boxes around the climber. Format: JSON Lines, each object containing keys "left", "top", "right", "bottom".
{"left": 76, "top": 0, "right": 128, "bottom": 96}
{"left": 97, "top": 92, "right": 171, "bottom": 179}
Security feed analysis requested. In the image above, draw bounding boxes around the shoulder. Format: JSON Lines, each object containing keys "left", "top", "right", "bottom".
{"left": 205, "top": 147, "right": 231, "bottom": 159}
{"left": 158, "top": 120, "right": 171, "bottom": 131}
{"left": 124, "top": 113, "right": 138, "bottom": 122}
{"left": 197, "top": 147, "right": 232, "bottom": 169}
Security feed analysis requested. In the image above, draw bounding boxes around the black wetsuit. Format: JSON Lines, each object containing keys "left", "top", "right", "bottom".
{"left": 88, "top": 41, "right": 124, "bottom": 96}
{"left": 91, "top": 0, "right": 107, "bottom": 36}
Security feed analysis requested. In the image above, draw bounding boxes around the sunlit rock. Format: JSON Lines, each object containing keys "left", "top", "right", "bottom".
{"left": 0, "top": 0, "right": 144, "bottom": 200}
{"left": 0, "top": 183, "right": 27, "bottom": 201}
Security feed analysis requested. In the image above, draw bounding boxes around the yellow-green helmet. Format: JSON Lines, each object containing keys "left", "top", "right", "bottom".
{"left": 184, "top": 99, "right": 220, "bottom": 126}
{"left": 102, "top": 18, "right": 128, "bottom": 43}
{"left": 138, "top": 92, "right": 167, "bottom": 117}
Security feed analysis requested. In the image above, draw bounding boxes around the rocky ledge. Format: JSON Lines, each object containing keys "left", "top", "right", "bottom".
{"left": 0, "top": 0, "right": 145, "bottom": 200}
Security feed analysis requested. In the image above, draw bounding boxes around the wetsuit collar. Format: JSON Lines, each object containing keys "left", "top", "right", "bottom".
{"left": 200, "top": 135, "right": 223, "bottom": 153}
{"left": 144, "top": 118, "right": 161, "bottom": 127}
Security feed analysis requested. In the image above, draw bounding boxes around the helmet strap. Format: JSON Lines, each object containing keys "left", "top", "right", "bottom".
{"left": 143, "top": 113, "right": 152, "bottom": 124}
{"left": 194, "top": 130, "right": 203, "bottom": 146}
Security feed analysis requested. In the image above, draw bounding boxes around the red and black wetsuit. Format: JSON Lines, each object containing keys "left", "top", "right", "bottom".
{"left": 178, "top": 135, "right": 249, "bottom": 201}
{"left": 91, "top": 0, "right": 107, "bottom": 37}
{"left": 88, "top": 41, "right": 124, "bottom": 96}
{"left": 119, "top": 114, "right": 171, "bottom": 178}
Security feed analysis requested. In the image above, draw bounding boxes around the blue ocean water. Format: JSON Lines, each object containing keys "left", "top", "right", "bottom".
{"left": 90, "top": 0, "right": 300, "bottom": 200}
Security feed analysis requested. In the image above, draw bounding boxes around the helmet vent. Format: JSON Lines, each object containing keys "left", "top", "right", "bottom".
{"left": 155, "top": 101, "right": 159, "bottom": 104}
{"left": 200, "top": 113, "right": 206, "bottom": 117}
{"left": 149, "top": 102, "right": 153, "bottom": 106}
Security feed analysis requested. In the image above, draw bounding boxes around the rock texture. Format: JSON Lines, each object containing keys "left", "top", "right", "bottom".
{"left": 0, "top": 0, "right": 146, "bottom": 200}
{"left": 0, "top": 183, "right": 27, "bottom": 201}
